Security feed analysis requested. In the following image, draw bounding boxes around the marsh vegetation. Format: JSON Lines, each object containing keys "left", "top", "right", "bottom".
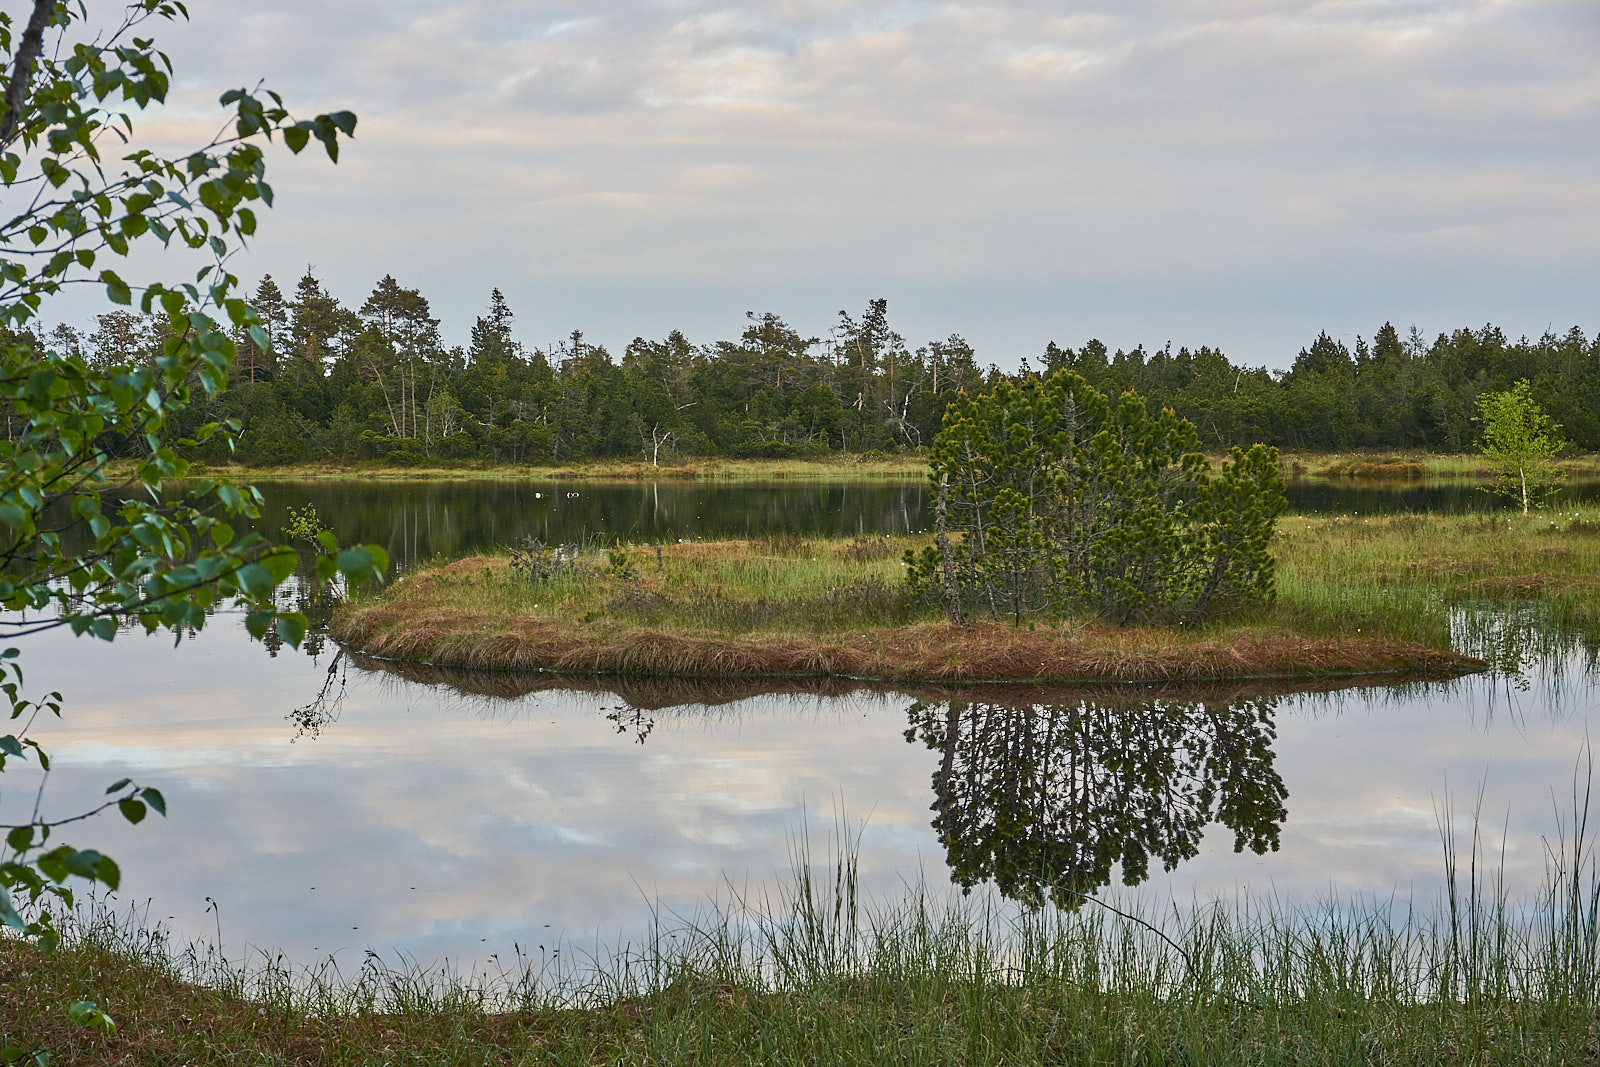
{"left": 333, "top": 506, "right": 1600, "bottom": 683}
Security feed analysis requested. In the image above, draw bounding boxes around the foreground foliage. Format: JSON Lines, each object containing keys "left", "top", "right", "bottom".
{"left": 0, "top": 0, "right": 375, "bottom": 1051}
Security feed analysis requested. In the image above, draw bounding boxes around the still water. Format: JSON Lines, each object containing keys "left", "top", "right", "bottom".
{"left": 5, "top": 479, "right": 1598, "bottom": 972}
{"left": 243, "top": 476, "right": 1600, "bottom": 569}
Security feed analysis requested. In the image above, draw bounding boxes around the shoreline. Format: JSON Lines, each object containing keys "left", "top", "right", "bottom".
{"left": 122, "top": 449, "right": 1600, "bottom": 485}
{"left": 342, "top": 648, "right": 1464, "bottom": 708}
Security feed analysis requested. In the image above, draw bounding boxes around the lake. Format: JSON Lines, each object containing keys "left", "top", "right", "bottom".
{"left": 242, "top": 475, "right": 1600, "bottom": 569}
{"left": 6, "top": 478, "right": 1598, "bottom": 974}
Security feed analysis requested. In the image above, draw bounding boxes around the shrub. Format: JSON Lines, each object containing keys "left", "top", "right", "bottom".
{"left": 906, "top": 369, "right": 1286, "bottom": 624}
{"left": 508, "top": 537, "right": 580, "bottom": 581}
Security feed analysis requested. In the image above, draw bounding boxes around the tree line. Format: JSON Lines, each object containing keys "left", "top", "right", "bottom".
{"left": 10, "top": 270, "right": 1597, "bottom": 465}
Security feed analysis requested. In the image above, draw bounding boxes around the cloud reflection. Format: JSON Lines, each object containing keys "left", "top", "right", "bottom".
{"left": 4, "top": 621, "right": 1596, "bottom": 971}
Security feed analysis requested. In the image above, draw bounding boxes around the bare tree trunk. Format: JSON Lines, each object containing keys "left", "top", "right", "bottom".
{"left": 936, "top": 475, "right": 963, "bottom": 624}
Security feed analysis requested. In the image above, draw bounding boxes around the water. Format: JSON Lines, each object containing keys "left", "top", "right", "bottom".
{"left": 249, "top": 479, "right": 930, "bottom": 569}
{"left": 242, "top": 476, "right": 1600, "bottom": 569}
{"left": 5, "top": 478, "right": 1598, "bottom": 972}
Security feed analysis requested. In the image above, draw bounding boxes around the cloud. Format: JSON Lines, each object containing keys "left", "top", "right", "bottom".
{"left": 59, "top": 0, "right": 1596, "bottom": 366}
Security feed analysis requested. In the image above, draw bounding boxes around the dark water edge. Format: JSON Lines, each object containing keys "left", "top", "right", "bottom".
{"left": 243, "top": 476, "right": 1600, "bottom": 570}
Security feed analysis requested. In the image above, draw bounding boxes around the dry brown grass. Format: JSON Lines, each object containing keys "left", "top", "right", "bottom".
{"left": 1459, "top": 573, "right": 1600, "bottom": 598}
{"left": 1315, "top": 457, "right": 1430, "bottom": 479}
{"left": 161, "top": 454, "right": 929, "bottom": 484}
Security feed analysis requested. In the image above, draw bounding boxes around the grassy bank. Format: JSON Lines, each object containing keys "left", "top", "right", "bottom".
{"left": 318, "top": 509, "right": 1600, "bottom": 682}
{"left": 119, "top": 451, "right": 1600, "bottom": 485}
{"left": 1282, "top": 451, "right": 1600, "bottom": 480}
{"left": 1272, "top": 510, "right": 1600, "bottom": 656}
{"left": 7, "top": 820, "right": 1600, "bottom": 1066}
{"left": 164, "top": 454, "right": 931, "bottom": 484}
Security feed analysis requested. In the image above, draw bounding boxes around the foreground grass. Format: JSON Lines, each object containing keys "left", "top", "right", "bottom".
{"left": 7, "top": 824, "right": 1600, "bottom": 1066}
{"left": 318, "top": 509, "right": 1600, "bottom": 681}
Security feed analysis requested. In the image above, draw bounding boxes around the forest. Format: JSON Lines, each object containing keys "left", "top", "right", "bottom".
{"left": 10, "top": 270, "right": 1598, "bottom": 466}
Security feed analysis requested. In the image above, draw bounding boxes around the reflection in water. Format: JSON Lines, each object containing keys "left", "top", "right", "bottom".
{"left": 238, "top": 476, "right": 1600, "bottom": 573}
{"left": 289, "top": 651, "right": 349, "bottom": 740}
{"left": 905, "top": 696, "right": 1288, "bottom": 908}
{"left": 13, "top": 610, "right": 1598, "bottom": 969}
{"left": 604, "top": 703, "right": 655, "bottom": 744}
{"left": 1451, "top": 606, "right": 1600, "bottom": 685}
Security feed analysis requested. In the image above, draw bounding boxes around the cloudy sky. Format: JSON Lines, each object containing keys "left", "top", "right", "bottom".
{"left": 124, "top": 0, "right": 1600, "bottom": 368}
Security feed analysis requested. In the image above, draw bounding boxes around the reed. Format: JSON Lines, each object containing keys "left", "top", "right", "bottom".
{"left": 7, "top": 793, "right": 1600, "bottom": 1065}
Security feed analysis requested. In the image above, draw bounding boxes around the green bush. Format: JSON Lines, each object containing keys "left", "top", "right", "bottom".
{"left": 907, "top": 369, "right": 1285, "bottom": 624}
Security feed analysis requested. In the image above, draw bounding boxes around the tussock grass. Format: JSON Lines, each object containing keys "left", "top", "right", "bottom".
{"left": 1312, "top": 456, "right": 1431, "bottom": 479}
{"left": 8, "top": 800, "right": 1600, "bottom": 1065}
{"left": 1283, "top": 450, "right": 1600, "bottom": 481}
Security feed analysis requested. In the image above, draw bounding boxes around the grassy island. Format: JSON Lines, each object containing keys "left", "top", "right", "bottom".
{"left": 325, "top": 507, "right": 1600, "bottom": 684}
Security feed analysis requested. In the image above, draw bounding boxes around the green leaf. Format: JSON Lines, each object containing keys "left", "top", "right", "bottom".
{"left": 140, "top": 787, "right": 166, "bottom": 817}
{"left": 261, "top": 548, "right": 298, "bottom": 584}
{"left": 91, "top": 854, "right": 121, "bottom": 891}
{"left": 274, "top": 613, "right": 307, "bottom": 648}
{"left": 234, "top": 562, "right": 275, "bottom": 599}
{"left": 118, "top": 798, "right": 147, "bottom": 825}
{"left": 336, "top": 545, "right": 389, "bottom": 583}
{"left": 100, "top": 269, "right": 132, "bottom": 305}
{"left": 68, "top": 1000, "right": 116, "bottom": 1034}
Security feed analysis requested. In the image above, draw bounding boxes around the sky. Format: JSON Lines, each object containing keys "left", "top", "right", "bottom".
{"left": 87, "top": 0, "right": 1600, "bottom": 369}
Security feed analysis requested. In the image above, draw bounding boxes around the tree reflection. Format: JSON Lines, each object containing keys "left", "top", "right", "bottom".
{"left": 905, "top": 695, "right": 1288, "bottom": 908}
{"left": 289, "top": 650, "right": 348, "bottom": 740}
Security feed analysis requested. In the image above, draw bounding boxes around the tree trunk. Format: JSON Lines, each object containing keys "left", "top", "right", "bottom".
{"left": 0, "top": 0, "right": 53, "bottom": 148}
{"left": 936, "top": 475, "right": 963, "bottom": 625}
